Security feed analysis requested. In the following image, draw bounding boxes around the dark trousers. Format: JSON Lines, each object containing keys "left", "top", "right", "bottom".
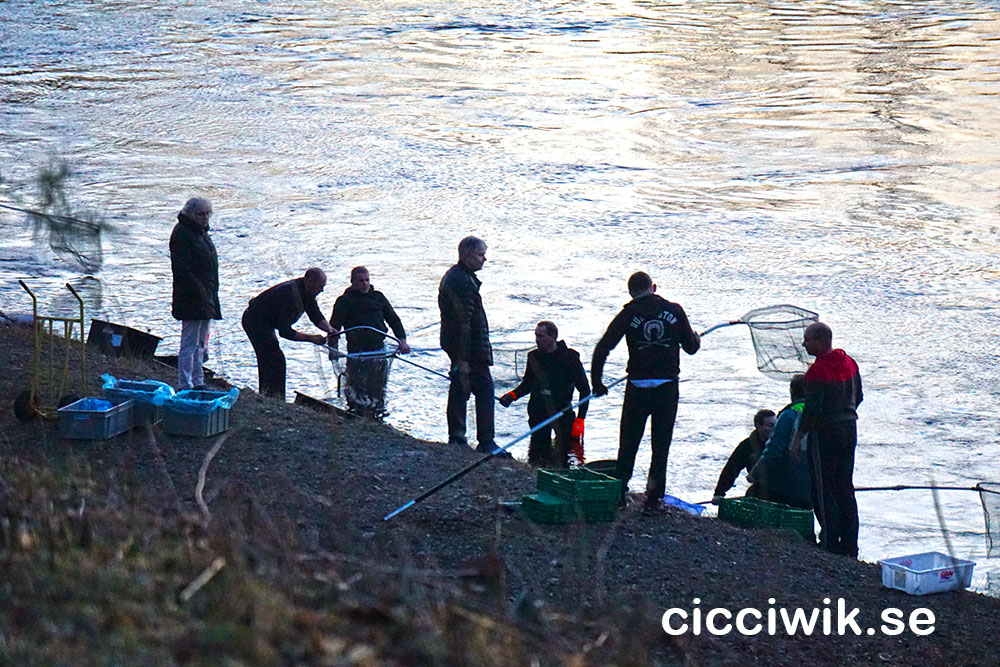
{"left": 615, "top": 381, "right": 679, "bottom": 502}
{"left": 446, "top": 363, "right": 495, "bottom": 448}
{"left": 242, "top": 310, "right": 286, "bottom": 399}
{"left": 527, "top": 410, "right": 573, "bottom": 468}
{"left": 808, "top": 421, "right": 859, "bottom": 557}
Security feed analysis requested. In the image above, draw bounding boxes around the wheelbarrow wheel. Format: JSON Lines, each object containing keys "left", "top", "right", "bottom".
{"left": 14, "top": 390, "right": 40, "bottom": 422}
{"left": 57, "top": 393, "right": 81, "bottom": 409}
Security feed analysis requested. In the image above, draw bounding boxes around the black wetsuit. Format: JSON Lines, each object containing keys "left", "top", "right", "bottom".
{"left": 509, "top": 341, "right": 590, "bottom": 466}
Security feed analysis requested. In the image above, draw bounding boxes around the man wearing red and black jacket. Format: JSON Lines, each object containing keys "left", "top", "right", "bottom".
{"left": 591, "top": 271, "right": 700, "bottom": 514}
{"left": 791, "top": 322, "right": 863, "bottom": 557}
{"left": 499, "top": 321, "right": 590, "bottom": 467}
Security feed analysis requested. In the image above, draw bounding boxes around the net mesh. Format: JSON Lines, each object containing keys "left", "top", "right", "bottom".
{"left": 329, "top": 349, "right": 395, "bottom": 418}
{"left": 740, "top": 305, "right": 819, "bottom": 379}
{"left": 978, "top": 483, "right": 1000, "bottom": 557}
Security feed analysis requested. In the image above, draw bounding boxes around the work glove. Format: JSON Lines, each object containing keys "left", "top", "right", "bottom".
{"left": 712, "top": 495, "right": 724, "bottom": 506}
{"left": 592, "top": 381, "right": 608, "bottom": 397}
{"left": 498, "top": 391, "right": 516, "bottom": 408}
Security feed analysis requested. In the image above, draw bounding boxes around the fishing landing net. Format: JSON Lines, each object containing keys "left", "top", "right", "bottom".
{"left": 704, "top": 305, "right": 819, "bottom": 379}
{"left": 327, "top": 348, "right": 396, "bottom": 418}
{"left": 977, "top": 483, "right": 1000, "bottom": 558}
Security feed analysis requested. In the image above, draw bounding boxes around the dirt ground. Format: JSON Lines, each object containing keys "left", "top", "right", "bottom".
{"left": 1, "top": 320, "right": 997, "bottom": 665}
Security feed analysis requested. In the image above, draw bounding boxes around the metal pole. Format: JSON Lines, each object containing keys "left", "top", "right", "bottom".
{"left": 384, "top": 376, "right": 627, "bottom": 521}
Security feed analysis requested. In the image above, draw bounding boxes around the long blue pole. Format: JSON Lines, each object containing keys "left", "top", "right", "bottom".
{"left": 383, "top": 375, "right": 628, "bottom": 521}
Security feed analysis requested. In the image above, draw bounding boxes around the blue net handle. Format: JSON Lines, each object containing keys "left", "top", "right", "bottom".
{"left": 166, "top": 387, "right": 240, "bottom": 414}
{"left": 101, "top": 374, "right": 176, "bottom": 405}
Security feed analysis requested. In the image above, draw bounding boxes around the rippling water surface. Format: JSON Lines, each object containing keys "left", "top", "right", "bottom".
{"left": 2, "top": 0, "right": 998, "bottom": 589}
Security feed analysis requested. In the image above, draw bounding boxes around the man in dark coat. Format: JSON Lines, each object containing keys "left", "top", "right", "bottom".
{"left": 712, "top": 409, "right": 777, "bottom": 503}
{"left": 499, "top": 320, "right": 590, "bottom": 467}
{"left": 791, "top": 322, "right": 863, "bottom": 557}
{"left": 591, "top": 271, "right": 700, "bottom": 514}
{"left": 329, "top": 266, "right": 410, "bottom": 416}
{"left": 241, "top": 268, "right": 335, "bottom": 399}
{"left": 170, "top": 197, "right": 221, "bottom": 390}
{"left": 438, "top": 236, "right": 498, "bottom": 453}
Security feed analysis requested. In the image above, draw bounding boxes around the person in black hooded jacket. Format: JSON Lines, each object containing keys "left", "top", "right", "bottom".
{"left": 329, "top": 266, "right": 410, "bottom": 416}
{"left": 499, "top": 321, "right": 590, "bottom": 467}
{"left": 169, "top": 197, "right": 221, "bottom": 390}
{"left": 591, "top": 271, "right": 700, "bottom": 514}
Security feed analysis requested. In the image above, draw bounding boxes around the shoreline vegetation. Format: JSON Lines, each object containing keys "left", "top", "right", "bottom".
{"left": 1, "top": 321, "right": 997, "bottom": 665}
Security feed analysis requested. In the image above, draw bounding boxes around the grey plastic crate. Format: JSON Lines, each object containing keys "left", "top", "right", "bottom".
{"left": 58, "top": 398, "right": 134, "bottom": 440}
{"left": 163, "top": 390, "right": 231, "bottom": 437}
{"left": 104, "top": 380, "right": 166, "bottom": 426}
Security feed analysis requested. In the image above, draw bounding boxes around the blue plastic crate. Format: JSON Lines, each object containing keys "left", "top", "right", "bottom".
{"left": 58, "top": 398, "right": 134, "bottom": 440}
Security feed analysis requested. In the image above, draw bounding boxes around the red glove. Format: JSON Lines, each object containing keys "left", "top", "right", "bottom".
{"left": 569, "top": 418, "right": 585, "bottom": 465}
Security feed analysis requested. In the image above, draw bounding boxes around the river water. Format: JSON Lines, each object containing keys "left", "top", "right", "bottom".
{"left": 1, "top": 0, "right": 998, "bottom": 590}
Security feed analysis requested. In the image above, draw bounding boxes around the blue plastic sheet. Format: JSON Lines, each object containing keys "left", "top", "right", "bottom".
{"left": 662, "top": 494, "right": 706, "bottom": 516}
{"left": 101, "top": 374, "right": 175, "bottom": 405}
{"left": 166, "top": 387, "right": 240, "bottom": 414}
{"left": 65, "top": 398, "right": 114, "bottom": 412}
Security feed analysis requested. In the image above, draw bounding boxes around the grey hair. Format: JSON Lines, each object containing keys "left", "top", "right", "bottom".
{"left": 458, "top": 236, "right": 487, "bottom": 256}
{"left": 181, "top": 197, "right": 212, "bottom": 216}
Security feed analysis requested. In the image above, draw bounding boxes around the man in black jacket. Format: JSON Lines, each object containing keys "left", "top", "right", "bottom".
{"left": 438, "top": 236, "right": 497, "bottom": 453}
{"left": 241, "top": 268, "right": 335, "bottom": 399}
{"left": 329, "top": 266, "right": 410, "bottom": 416}
{"left": 170, "top": 197, "right": 221, "bottom": 390}
{"left": 499, "top": 321, "right": 590, "bottom": 467}
{"left": 591, "top": 271, "right": 700, "bottom": 514}
{"left": 712, "top": 409, "right": 776, "bottom": 503}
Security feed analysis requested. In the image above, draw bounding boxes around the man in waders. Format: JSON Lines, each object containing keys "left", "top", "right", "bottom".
{"left": 498, "top": 320, "right": 590, "bottom": 467}
{"left": 241, "top": 268, "right": 335, "bottom": 399}
{"left": 591, "top": 271, "right": 700, "bottom": 515}
{"left": 438, "top": 236, "right": 500, "bottom": 454}
{"left": 791, "top": 322, "right": 863, "bottom": 557}
{"left": 329, "top": 266, "right": 411, "bottom": 417}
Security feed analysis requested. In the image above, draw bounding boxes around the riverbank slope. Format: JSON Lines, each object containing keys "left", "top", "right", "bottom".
{"left": 0, "top": 322, "right": 996, "bottom": 665}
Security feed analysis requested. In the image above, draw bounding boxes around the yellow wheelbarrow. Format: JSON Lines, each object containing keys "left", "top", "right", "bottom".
{"left": 13, "top": 280, "right": 89, "bottom": 422}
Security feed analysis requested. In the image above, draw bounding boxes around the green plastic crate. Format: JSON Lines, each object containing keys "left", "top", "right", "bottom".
{"left": 521, "top": 492, "right": 617, "bottom": 524}
{"left": 719, "top": 497, "right": 815, "bottom": 541}
{"left": 777, "top": 506, "right": 816, "bottom": 541}
{"left": 537, "top": 468, "right": 621, "bottom": 504}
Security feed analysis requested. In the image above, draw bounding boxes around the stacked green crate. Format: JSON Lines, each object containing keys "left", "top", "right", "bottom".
{"left": 521, "top": 468, "right": 620, "bottom": 524}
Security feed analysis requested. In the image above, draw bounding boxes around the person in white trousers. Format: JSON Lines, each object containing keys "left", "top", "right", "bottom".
{"left": 170, "top": 197, "right": 221, "bottom": 390}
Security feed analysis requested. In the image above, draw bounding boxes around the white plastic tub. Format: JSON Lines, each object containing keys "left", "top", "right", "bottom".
{"left": 878, "top": 551, "right": 975, "bottom": 595}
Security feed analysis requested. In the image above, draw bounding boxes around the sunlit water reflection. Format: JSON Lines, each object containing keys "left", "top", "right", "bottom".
{"left": 1, "top": 0, "right": 998, "bottom": 591}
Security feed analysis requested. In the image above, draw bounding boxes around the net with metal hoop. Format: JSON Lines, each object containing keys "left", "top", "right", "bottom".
{"left": 739, "top": 305, "right": 819, "bottom": 379}
{"left": 327, "top": 347, "right": 396, "bottom": 417}
{"left": 977, "top": 483, "right": 1000, "bottom": 557}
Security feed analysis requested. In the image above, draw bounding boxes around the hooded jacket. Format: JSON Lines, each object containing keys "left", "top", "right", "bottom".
{"left": 509, "top": 341, "right": 591, "bottom": 420}
{"left": 329, "top": 286, "right": 406, "bottom": 353}
{"left": 169, "top": 212, "right": 221, "bottom": 321}
{"left": 591, "top": 294, "right": 699, "bottom": 383}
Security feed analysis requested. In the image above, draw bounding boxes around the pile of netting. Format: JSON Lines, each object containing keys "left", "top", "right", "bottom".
{"left": 732, "top": 305, "right": 819, "bottom": 379}
{"left": 978, "top": 483, "right": 1000, "bottom": 557}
